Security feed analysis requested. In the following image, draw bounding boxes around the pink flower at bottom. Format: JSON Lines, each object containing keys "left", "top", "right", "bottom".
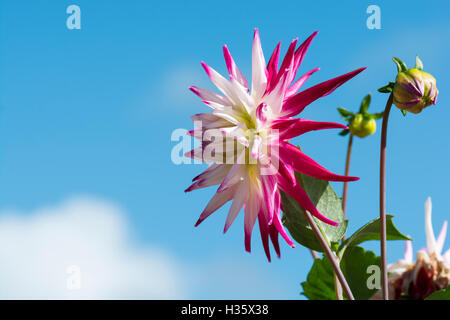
{"left": 185, "top": 29, "right": 364, "bottom": 261}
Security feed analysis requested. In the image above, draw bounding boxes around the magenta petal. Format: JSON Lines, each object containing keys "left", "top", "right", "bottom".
{"left": 269, "top": 224, "right": 281, "bottom": 258}
{"left": 280, "top": 142, "right": 359, "bottom": 182}
{"left": 282, "top": 67, "right": 366, "bottom": 117}
{"left": 277, "top": 158, "right": 297, "bottom": 186}
{"left": 255, "top": 102, "right": 268, "bottom": 123}
{"left": 244, "top": 194, "right": 260, "bottom": 253}
{"left": 261, "top": 175, "right": 276, "bottom": 221}
{"left": 258, "top": 211, "right": 272, "bottom": 262}
{"left": 223, "top": 45, "right": 249, "bottom": 89}
{"left": 263, "top": 68, "right": 291, "bottom": 114}
{"left": 273, "top": 38, "right": 298, "bottom": 89}
{"left": 266, "top": 42, "right": 281, "bottom": 92}
{"left": 279, "top": 119, "right": 348, "bottom": 140}
{"left": 395, "top": 99, "right": 421, "bottom": 108}
{"left": 272, "top": 210, "right": 295, "bottom": 247}
{"left": 291, "top": 31, "right": 318, "bottom": 81}
{"left": 285, "top": 67, "right": 320, "bottom": 98}
{"left": 271, "top": 118, "right": 298, "bottom": 130}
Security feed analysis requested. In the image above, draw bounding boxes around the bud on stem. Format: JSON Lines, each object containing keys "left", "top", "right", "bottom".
{"left": 391, "top": 56, "right": 438, "bottom": 114}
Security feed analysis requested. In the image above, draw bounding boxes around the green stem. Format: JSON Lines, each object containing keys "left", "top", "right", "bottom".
{"left": 342, "top": 134, "right": 354, "bottom": 219}
{"left": 334, "top": 133, "right": 354, "bottom": 300}
{"left": 334, "top": 271, "right": 344, "bottom": 300}
{"left": 379, "top": 93, "right": 394, "bottom": 300}
{"left": 303, "top": 210, "right": 354, "bottom": 300}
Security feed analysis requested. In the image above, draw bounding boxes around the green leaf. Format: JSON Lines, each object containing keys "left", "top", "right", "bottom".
{"left": 281, "top": 191, "right": 323, "bottom": 252}
{"left": 339, "top": 129, "right": 350, "bottom": 136}
{"left": 302, "top": 247, "right": 383, "bottom": 300}
{"left": 359, "top": 94, "right": 371, "bottom": 114}
{"left": 341, "top": 246, "right": 381, "bottom": 300}
{"left": 282, "top": 172, "right": 347, "bottom": 252}
{"left": 339, "top": 215, "right": 410, "bottom": 256}
{"left": 415, "top": 55, "right": 424, "bottom": 70}
{"left": 392, "top": 57, "right": 408, "bottom": 73}
{"left": 301, "top": 256, "right": 337, "bottom": 300}
{"left": 425, "top": 285, "right": 450, "bottom": 300}
{"left": 401, "top": 109, "right": 407, "bottom": 116}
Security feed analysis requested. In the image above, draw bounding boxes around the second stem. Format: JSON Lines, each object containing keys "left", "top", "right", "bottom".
{"left": 335, "top": 133, "right": 354, "bottom": 300}
{"left": 342, "top": 133, "right": 354, "bottom": 218}
{"left": 303, "top": 210, "right": 355, "bottom": 300}
{"left": 379, "top": 93, "right": 393, "bottom": 300}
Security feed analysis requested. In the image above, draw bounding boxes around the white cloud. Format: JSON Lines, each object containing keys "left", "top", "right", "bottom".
{"left": 0, "top": 196, "right": 184, "bottom": 299}
{"left": 161, "top": 64, "right": 206, "bottom": 104}
{"left": 154, "top": 62, "right": 216, "bottom": 109}
{"left": 0, "top": 196, "right": 291, "bottom": 299}
{"left": 133, "top": 63, "right": 210, "bottom": 118}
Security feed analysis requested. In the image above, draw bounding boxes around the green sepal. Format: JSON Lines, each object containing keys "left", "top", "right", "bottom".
{"left": 378, "top": 82, "right": 395, "bottom": 93}
{"left": 415, "top": 55, "right": 424, "bottom": 70}
{"left": 337, "top": 107, "right": 354, "bottom": 120}
{"left": 392, "top": 57, "right": 408, "bottom": 73}
{"left": 359, "top": 94, "right": 371, "bottom": 114}
{"left": 339, "top": 129, "right": 350, "bottom": 136}
{"left": 371, "top": 112, "right": 384, "bottom": 120}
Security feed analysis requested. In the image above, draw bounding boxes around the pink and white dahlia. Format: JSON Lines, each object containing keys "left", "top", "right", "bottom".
{"left": 372, "top": 197, "right": 450, "bottom": 299}
{"left": 185, "top": 29, "right": 364, "bottom": 261}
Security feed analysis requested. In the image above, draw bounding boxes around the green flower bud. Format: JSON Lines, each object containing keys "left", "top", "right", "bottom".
{"left": 349, "top": 114, "right": 376, "bottom": 138}
{"left": 392, "top": 56, "right": 438, "bottom": 114}
{"left": 338, "top": 94, "right": 382, "bottom": 138}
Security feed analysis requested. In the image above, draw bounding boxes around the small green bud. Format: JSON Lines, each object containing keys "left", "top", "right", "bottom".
{"left": 349, "top": 114, "right": 376, "bottom": 138}
{"left": 338, "top": 94, "right": 382, "bottom": 138}
{"left": 392, "top": 56, "right": 438, "bottom": 114}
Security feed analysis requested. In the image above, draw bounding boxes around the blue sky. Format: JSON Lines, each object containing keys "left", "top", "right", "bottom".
{"left": 0, "top": 0, "right": 449, "bottom": 299}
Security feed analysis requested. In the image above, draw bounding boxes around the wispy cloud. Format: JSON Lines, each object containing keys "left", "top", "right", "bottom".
{"left": 0, "top": 197, "right": 184, "bottom": 299}
{"left": 0, "top": 196, "right": 290, "bottom": 299}
{"left": 132, "top": 62, "right": 211, "bottom": 120}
